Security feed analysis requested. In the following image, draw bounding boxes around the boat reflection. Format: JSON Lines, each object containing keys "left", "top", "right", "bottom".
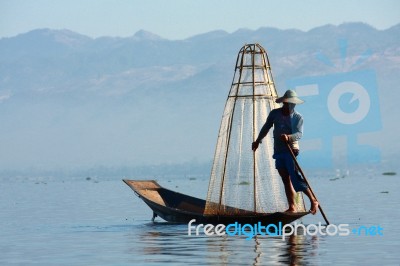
{"left": 131, "top": 223, "right": 320, "bottom": 265}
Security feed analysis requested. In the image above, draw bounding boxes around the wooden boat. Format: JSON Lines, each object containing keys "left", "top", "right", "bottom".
{"left": 123, "top": 179, "right": 309, "bottom": 225}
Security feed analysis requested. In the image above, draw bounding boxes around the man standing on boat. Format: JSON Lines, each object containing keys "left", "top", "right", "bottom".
{"left": 252, "top": 90, "right": 319, "bottom": 214}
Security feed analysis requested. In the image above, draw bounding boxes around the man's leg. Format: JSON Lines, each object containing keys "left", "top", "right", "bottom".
{"left": 281, "top": 152, "right": 319, "bottom": 214}
{"left": 277, "top": 168, "right": 296, "bottom": 212}
{"left": 302, "top": 188, "right": 319, "bottom": 215}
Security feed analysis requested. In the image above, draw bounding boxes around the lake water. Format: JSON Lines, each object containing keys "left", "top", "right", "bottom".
{"left": 1, "top": 170, "right": 399, "bottom": 265}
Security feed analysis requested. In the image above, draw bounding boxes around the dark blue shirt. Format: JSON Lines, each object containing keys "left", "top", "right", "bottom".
{"left": 256, "top": 107, "right": 303, "bottom": 154}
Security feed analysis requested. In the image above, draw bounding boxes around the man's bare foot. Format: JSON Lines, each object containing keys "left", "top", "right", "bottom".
{"left": 284, "top": 206, "right": 296, "bottom": 213}
{"left": 310, "top": 200, "right": 319, "bottom": 215}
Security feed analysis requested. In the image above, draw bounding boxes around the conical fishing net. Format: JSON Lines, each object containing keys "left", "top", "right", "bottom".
{"left": 204, "top": 44, "right": 305, "bottom": 215}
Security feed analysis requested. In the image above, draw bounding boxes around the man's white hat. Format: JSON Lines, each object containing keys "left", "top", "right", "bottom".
{"left": 275, "top": 90, "right": 304, "bottom": 104}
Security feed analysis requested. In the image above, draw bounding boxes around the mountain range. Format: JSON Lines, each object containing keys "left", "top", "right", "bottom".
{"left": 0, "top": 22, "right": 399, "bottom": 179}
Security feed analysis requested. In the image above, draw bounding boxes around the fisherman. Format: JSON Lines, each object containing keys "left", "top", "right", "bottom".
{"left": 252, "top": 90, "right": 319, "bottom": 214}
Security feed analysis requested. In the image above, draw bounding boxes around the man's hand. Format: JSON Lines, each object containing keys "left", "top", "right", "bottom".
{"left": 252, "top": 141, "right": 259, "bottom": 151}
{"left": 280, "top": 134, "right": 289, "bottom": 142}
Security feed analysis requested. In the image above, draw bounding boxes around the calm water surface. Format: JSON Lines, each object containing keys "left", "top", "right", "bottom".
{"left": 1, "top": 172, "right": 399, "bottom": 265}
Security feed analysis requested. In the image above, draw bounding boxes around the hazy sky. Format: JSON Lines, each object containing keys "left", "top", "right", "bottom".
{"left": 1, "top": 0, "right": 399, "bottom": 40}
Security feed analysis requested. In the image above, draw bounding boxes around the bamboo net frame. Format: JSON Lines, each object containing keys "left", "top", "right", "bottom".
{"left": 204, "top": 44, "right": 305, "bottom": 215}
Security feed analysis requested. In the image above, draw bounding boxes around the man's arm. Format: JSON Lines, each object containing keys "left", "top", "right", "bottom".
{"left": 252, "top": 111, "right": 275, "bottom": 151}
{"left": 288, "top": 115, "right": 303, "bottom": 142}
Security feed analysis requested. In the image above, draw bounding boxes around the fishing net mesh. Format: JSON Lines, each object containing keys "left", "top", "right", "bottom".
{"left": 204, "top": 44, "right": 305, "bottom": 215}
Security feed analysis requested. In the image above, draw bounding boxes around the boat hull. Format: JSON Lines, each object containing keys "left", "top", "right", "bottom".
{"left": 123, "top": 179, "right": 308, "bottom": 225}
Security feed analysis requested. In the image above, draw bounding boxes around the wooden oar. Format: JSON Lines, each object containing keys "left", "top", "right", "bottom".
{"left": 285, "top": 142, "right": 330, "bottom": 225}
